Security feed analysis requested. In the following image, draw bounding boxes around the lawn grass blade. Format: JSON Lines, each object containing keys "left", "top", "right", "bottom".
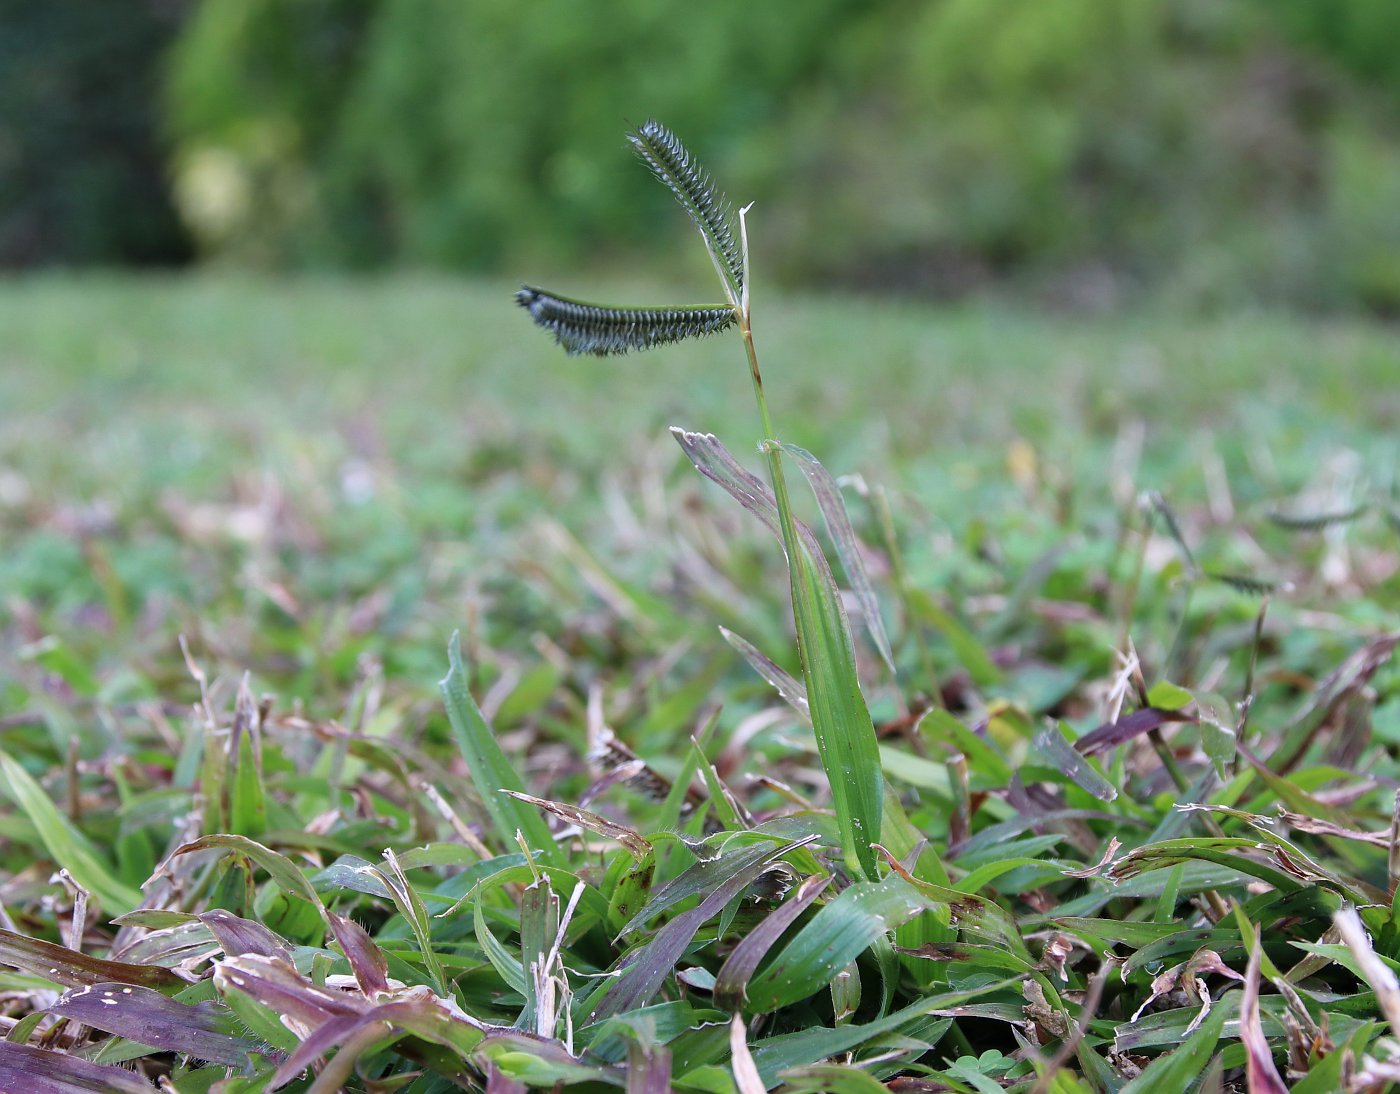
{"left": 714, "top": 874, "right": 832, "bottom": 1009}
{"left": 0, "top": 1040, "right": 156, "bottom": 1094}
{"left": 505, "top": 790, "right": 652, "bottom": 859}
{"left": 0, "top": 926, "right": 185, "bottom": 991}
{"left": 1117, "top": 1000, "right": 1227, "bottom": 1093}
{"left": 199, "top": 910, "right": 293, "bottom": 961}
{"left": 590, "top": 836, "right": 815, "bottom": 1021}
{"left": 0, "top": 748, "right": 142, "bottom": 915}
{"left": 167, "top": 833, "right": 325, "bottom": 916}
{"left": 440, "top": 632, "right": 564, "bottom": 868}
{"left": 673, "top": 428, "right": 884, "bottom": 880}
{"left": 1030, "top": 723, "right": 1118, "bottom": 802}
{"left": 744, "top": 874, "right": 937, "bottom": 1013}
{"left": 327, "top": 911, "right": 390, "bottom": 995}
{"left": 1265, "top": 502, "right": 1369, "bottom": 531}
{"left": 628, "top": 119, "right": 744, "bottom": 305}
{"left": 720, "top": 626, "right": 811, "bottom": 720}
{"left": 779, "top": 442, "right": 896, "bottom": 674}
{"left": 51, "top": 982, "right": 261, "bottom": 1065}
{"left": 515, "top": 287, "right": 736, "bottom": 356}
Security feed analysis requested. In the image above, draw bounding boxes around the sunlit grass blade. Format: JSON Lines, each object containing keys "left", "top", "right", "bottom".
{"left": 0, "top": 1041, "right": 156, "bottom": 1094}
{"left": 515, "top": 286, "right": 736, "bottom": 356}
{"left": 628, "top": 120, "right": 744, "bottom": 305}
{"left": 0, "top": 748, "right": 143, "bottom": 915}
{"left": 50, "top": 982, "right": 260, "bottom": 1065}
{"left": 440, "top": 632, "right": 565, "bottom": 868}
{"left": 779, "top": 443, "right": 896, "bottom": 674}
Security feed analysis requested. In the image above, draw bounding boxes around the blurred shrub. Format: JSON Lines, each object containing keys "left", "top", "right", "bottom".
{"left": 165, "top": 0, "right": 1400, "bottom": 310}
{"left": 0, "top": 1, "right": 192, "bottom": 267}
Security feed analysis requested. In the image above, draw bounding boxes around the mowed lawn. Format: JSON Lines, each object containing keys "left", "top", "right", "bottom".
{"left": 3, "top": 275, "right": 1400, "bottom": 1090}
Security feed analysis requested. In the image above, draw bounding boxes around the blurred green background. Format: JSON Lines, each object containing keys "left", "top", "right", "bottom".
{"left": 10, "top": 0, "right": 1400, "bottom": 312}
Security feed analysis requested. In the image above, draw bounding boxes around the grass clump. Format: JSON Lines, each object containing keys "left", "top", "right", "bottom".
{"left": 3, "top": 125, "right": 1400, "bottom": 1092}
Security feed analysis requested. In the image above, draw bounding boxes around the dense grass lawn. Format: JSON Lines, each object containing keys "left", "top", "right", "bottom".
{"left": 3, "top": 274, "right": 1400, "bottom": 1091}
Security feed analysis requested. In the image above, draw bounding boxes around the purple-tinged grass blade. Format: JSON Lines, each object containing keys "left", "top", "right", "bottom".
{"left": 714, "top": 873, "right": 831, "bottom": 1009}
{"left": 1075, "top": 707, "right": 1195, "bottom": 757}
{"left": 50, "top": 982, "right": 262, "bottom": 1066}
{"left": 616, "top": 838, "right": 801, "bottom": 939}
{"left": 0, "top": 926, "right": 185, "bottom": 991}
{"left": 626, "top": 1039, "right": 673, "bottom": 1094}
{"left": 590, "top": 837, "right": 816, "bottom": 1021}
{"left": 486, "top": 1062, "right": 530, "bottom": 1094}
{"left": 0, "top": 1040, "right": 154, "bottom": 1094}
{"left": 1239, "top": 925, "right": 1289, "bottom": 1094}
{"left": 720, "top": 626, "right": 810, "bottom": 720}
{"left": 328, "top": 912, "right": 390, "bottom": 995}
{"left": 199, "top": 909, "right": 293, "bottom": 961}
{"left": 779, "top": 443, "right": 896, "bottom": 674}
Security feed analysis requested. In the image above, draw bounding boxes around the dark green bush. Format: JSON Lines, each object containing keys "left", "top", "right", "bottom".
{"left": 0, "top": 0, "right": 191, "bottom": 267}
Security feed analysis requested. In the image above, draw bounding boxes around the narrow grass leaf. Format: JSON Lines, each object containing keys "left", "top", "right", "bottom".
{"left": 1031, "top": 723, "right": 1118, "bottom": 802}
{"left": 1117, "top": 1000, "right": 1227, "bottom": 1093}
{"left": 745, "top": 874, "right": 934, "bottom": 1013}
{"left": 0, "top": 749, "right": 142, "bottom": 915}
{"left": 715, "top": 874, "right": 831, "bottom": 1009}
{"left": 0, "top": 1040, "right": 155, "bottom": 1094}
{"left": 1075, "top": 707, "right": 1195, "bottom": 756}
{"left": 1265, "top": 503, "right": 1369, "bottom": 531}
{"left": 720, "top": 626, "right": 810, "bottom": 719}
{"left": 505, "top": 791, "right": 651, "bottom": 859}
{"left": 591, "top": 836, "right": 814, "bottom": 1021}
{"left": 168, "top": 834, "right": 324, "bottom": 914}
{"left": 51, "top": 983, "right": 260, "bottom": 1065}
{"left": 0, "top": 926, "right": 184, "bottom": 991}
{"left": 779, "top": 443, "right": 896, "bottom": 674}
{"left": 686, "top": 471, "right": 880, "bottom": 853}
{"left": 440, "top": 632, "right": 563, "bottom": 867}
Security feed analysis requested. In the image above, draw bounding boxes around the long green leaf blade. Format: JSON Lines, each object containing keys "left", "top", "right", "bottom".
{"left": 439, "top": 632, "right": 564, "bottom": 868}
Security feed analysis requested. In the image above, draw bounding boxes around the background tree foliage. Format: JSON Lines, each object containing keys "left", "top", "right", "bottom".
{"left": 12, "top": 0, "right": 1400, "bottom": 309}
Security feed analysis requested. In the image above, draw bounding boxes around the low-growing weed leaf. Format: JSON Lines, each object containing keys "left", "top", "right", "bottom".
{"left": 779, "top": 442, "right": 896, "bottom": 674}
{"left": 0, "top": 1040, "right": 155, "bottom": 1093}
{"left": 51, "top": 982, "right": 261, "bottom": 1065}
{"left": 0, "top": 749, "right": 143, "bottom": 914}
{"left": 745, "top": 874, "right": 936, "bottom": 1013}
{"left": 440, "top": 632, "right": 563, "bottom": 866}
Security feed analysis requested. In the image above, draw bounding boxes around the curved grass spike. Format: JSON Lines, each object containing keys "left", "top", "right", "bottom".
{"left": 515, "top": 286, "right": 735, "bottom": 356}
{"left": 628, "top": 119, "right": 744, "bottom": 306}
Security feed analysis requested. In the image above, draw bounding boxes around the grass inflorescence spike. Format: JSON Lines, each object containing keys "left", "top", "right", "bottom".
{"left": 628, "top": 119, "right": 744, "bottom": 305}
{"left": 515, "top": 286, "right": 736, "bottom": 356}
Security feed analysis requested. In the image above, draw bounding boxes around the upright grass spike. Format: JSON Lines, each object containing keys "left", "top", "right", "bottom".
{"left": 627, "top": 119, "right": 744, "bottom": 306}
{"left": 515, "top": 286, "right": 735, "bottom": 356}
